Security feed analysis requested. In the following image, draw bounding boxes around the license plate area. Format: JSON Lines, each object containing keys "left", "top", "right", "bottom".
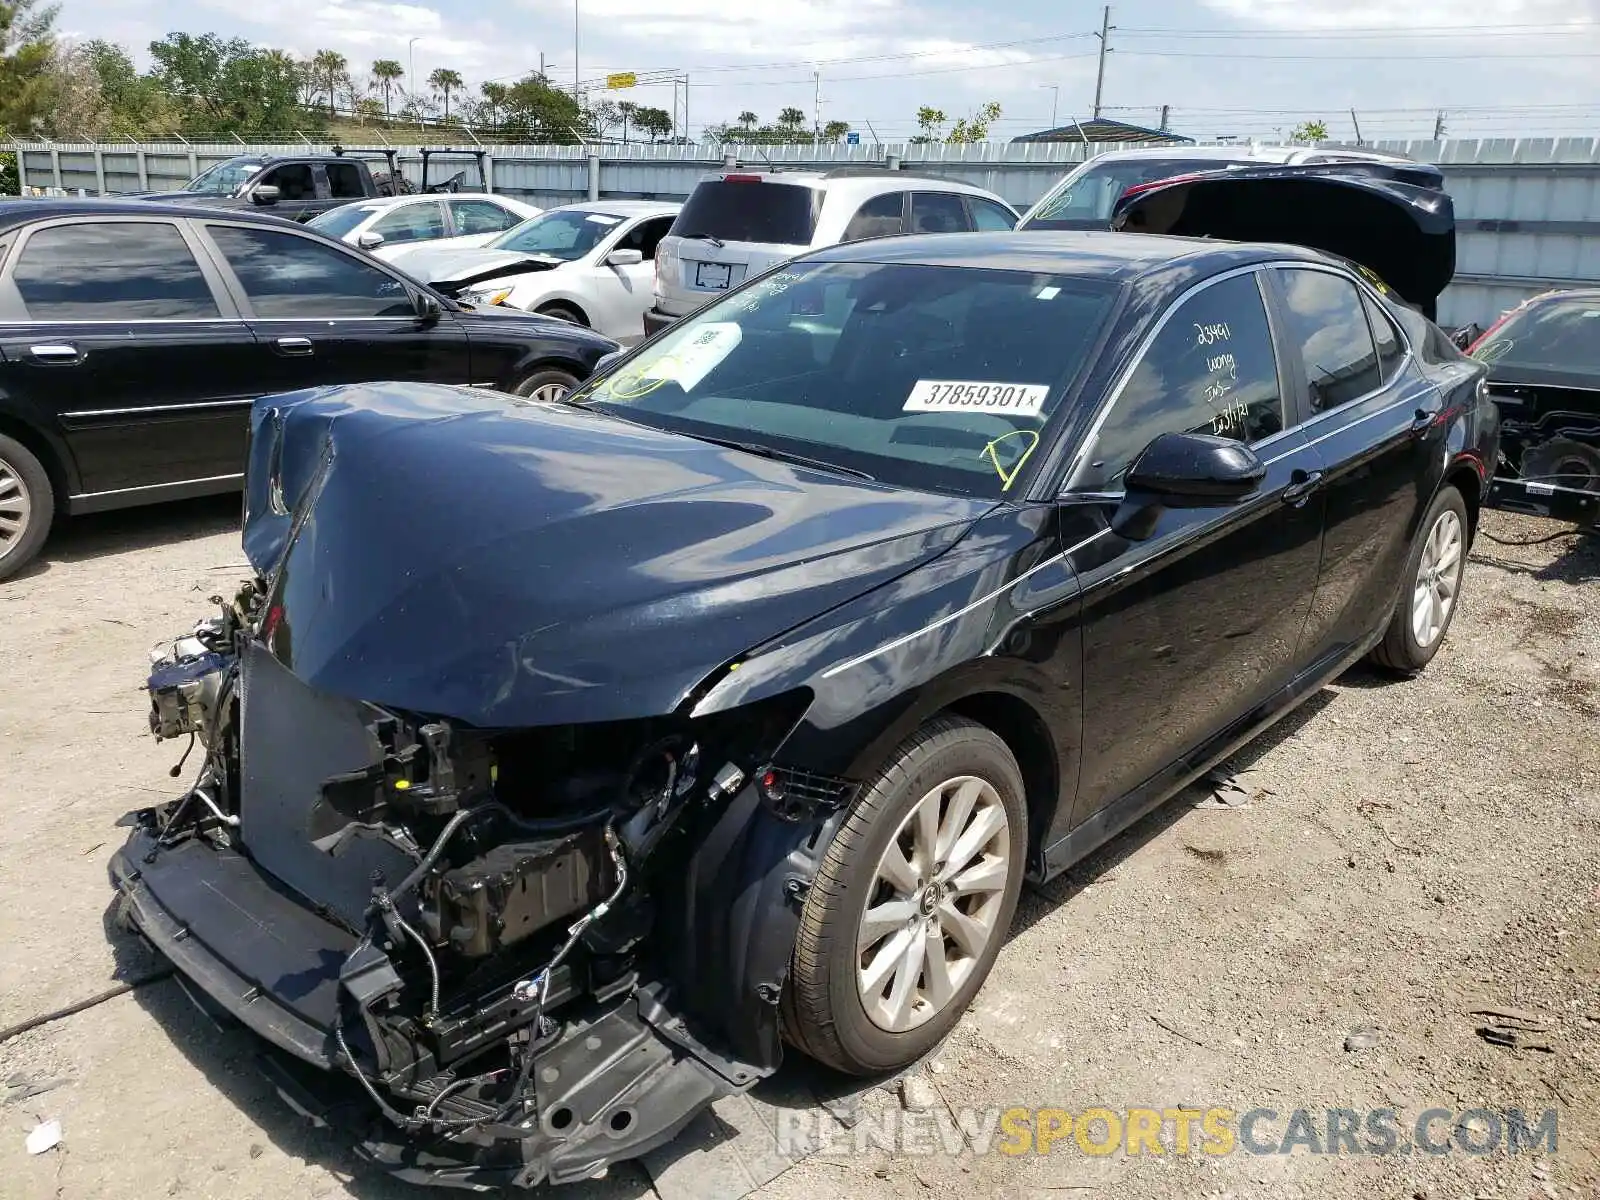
{"left": 694, "top": 261, "right": 733, "bottom": 290}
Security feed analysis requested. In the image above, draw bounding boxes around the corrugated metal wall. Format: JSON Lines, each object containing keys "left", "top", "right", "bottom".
{"left": 6, "top": 136, "right": 1599, "bottom": 326}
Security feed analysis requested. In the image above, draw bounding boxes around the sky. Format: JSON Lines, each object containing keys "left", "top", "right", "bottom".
{"left": 61, "top": 0, "right": 1600, "bottom": 142}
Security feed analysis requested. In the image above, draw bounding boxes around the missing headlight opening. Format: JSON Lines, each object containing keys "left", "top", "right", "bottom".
{"left": 118, "top": 576, "right": 828, "bottom": 1190}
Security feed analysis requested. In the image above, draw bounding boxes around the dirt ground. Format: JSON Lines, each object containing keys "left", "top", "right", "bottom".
{"left": 1, "top": 498, "right": 1596, "bottom": 1200}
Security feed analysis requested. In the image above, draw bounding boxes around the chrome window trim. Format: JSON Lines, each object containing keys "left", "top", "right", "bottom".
{"left": 1062, "top": 263, "right": 1279, "bottom": 492}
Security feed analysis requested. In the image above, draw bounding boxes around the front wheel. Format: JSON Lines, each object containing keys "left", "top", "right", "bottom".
{"left": 511, "top": 367, "right": 580, "bottom": 405}
{"left": 781, "top": 716, "right": 1027, "bottom": 1075}
{"left": 1369, "top": 484, "right": 1469, "bottom": 673}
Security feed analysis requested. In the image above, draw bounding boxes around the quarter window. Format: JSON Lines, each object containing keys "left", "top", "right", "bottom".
{"left": 1363, "top": 291, "right": 1406, "bottom": 382}
{"left": 968, "top": 198, "right": 1018, "bottom": 231}
{"left": 12, "top": 222, "right": 220, "bottom": 320}
{"left": 909, "top": 192, "right": 971, "bottom": 234}
{"left": 1276, "top": 269, "right": 1382, "bottom": 412}
{"left": 842, "top": 193, "right": 906, "bottom": 241}
{"left": 207, "top": 225, "right": 415, "bottom": 318}
{"left": 371, "top": 201, "right": 447, "bottom": 245}
{"left": 1085, "top": 272, "right": 1284, "bottom": 485}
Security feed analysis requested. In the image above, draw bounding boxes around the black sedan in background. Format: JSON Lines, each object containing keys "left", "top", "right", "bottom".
{"left": 111, "top": 177, "right": 1496, "bottom": 1189}
{"left": 0, "top": 200, "right": 617, "bottom": 580}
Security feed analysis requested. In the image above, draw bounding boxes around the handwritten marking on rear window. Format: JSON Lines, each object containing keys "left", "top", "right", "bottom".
{"left": 904, "top": 380, "right": 1050, "bottom": 416}
{"left": 1195, "top": 321, "right": 1232, "bottom": 347}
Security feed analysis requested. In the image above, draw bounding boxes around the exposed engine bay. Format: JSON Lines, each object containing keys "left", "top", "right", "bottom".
{"left": 117, "top": 578, "right": 838, "bottom": 1190}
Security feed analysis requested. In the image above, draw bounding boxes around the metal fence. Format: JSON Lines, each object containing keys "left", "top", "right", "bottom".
{"left": 5, "top": 136, "right": 1600, "bottom": 327}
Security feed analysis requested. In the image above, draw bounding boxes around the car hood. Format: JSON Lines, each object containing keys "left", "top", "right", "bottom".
{"left": 243, "top": 383, "right": 990, "bottom": 728}
{"left": 1113, "top": 163, "right": 1456, "bottom": 312}
{"left": 396, "top": 245, "right": 567, "bottom": 291}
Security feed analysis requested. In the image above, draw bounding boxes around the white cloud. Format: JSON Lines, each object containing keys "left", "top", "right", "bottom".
{"left": 1201, "top": 0, "right": 1598, "bottom": 28}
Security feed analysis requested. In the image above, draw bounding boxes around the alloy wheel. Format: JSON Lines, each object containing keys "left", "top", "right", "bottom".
{"left": 856, "top": 775, "right": 1012, "bottom": 1033}
{"left": 0, "top": 455, "right": 32, "bottom": 563}
{"left": 526, "top": 382, "right": 571, "bottom": 405}
{"left": 1412, "top": 507, "right": 1464, "bottom": 649}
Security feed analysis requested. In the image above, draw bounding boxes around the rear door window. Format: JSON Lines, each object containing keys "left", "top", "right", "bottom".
{"left": 842, "top": 192, "right": 906, "bottom": 241}
{"left": 325, "top": 162, "right": 366, "bottom": 199}
{"left": 1084, "top": 271, "right": 1284, "bottom": 485}
{"left": 909, "top": 192, "right": 971, "bottom": 234}
{"left": 448, "top": 199, "right": 521, "bottom": 235}
{"left": 206, "top": 225, "right": 415, "bottom": 318}
{"left": 968, "top": 198, "right": 1018, "bottom": 231}
{"left": 259, "top": 163, "right": 316, "bottom": 201}
{"left": 1276, "top": 269, "right": 1382, "bottom": 413}
{"left": 371, "top": 201, "right": 447, "bottom": 245}
{"left": 12, "top": 222, "right": 220, "bottom": 320}
{"left": 673, "top": 179, "right": 821, "bottom": 245}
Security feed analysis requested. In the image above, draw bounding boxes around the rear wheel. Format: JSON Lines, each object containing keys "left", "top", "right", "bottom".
{"left": 536, "top": 303, "right": 587, "bottom": 327}
{"left": 0, "top": 434, "right": 53, "bottom": 583}
{"left": 511, "top": 367, "right": 580, "bottom": 405}
{"left": 1522, "top": 437, "right": 1600, "bottom": 494}
{"left": 1369, "top": 484, "right": 1468, "bottom": 673}
{"left": 781, "top": 716, "right": 1027, "bottom": 1075}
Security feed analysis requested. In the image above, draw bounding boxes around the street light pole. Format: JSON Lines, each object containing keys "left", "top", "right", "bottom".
{"left": 1041, "top": 84, "right": 1059, "bottom": 129}
{"left": 408, "top": 37, "right": 420, "bottom": 108}
{"left": 574, "top": 0, "right": 581, "bottom": 99}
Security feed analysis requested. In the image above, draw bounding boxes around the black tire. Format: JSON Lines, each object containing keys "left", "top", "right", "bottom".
{"left": 1522, "top": 436, "right": 1600, "bottom": 493}
{"left": 781, "top": 716, "right": 1028, "bottom": 1075}
{"left": 535, "top": 303, "right": 587, "bottom": 327}
{"left": 0, "top": 433, "right": 53, "bottom": 583}
{"left": 1368, "top": 484, "right": 1469, "bottom": 674}
{"left": 511, "top": 367, "right": 580, "bottom": 403}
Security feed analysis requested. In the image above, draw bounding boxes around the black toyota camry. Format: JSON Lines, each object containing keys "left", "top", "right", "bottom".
{"left": 110, "top": 168, "right": 1497, "bottom": 1189}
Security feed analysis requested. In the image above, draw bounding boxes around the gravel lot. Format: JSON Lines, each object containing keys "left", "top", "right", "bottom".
{"left": 1, "top": 498, "right": 1596, "bottom": 1200}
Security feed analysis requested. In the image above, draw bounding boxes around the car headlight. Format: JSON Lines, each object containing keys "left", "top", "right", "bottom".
{"left": 463, "top": 286, "right": 514, "bottom": 307}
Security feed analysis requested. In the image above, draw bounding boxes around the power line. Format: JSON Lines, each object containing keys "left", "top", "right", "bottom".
{"left": 1117, "top": 21, "right": 1597, "bottom": 38}
{"left": 1120, "top": 48, "right": 1600, "bottom": 61}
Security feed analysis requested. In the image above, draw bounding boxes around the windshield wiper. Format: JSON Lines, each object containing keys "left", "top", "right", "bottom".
{"left": 679, "top": 232, "right": 726, "bottom": 248}
{"left": 690, "top": 434, "right": 875, "bottom": 481}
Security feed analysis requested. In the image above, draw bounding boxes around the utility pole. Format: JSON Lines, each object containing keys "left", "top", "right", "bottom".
{"left": 539, "top": 53, "right": 546, "bottom": 80}
{"left": 814, "top": 69, "right": 822, "bottom": 139}
{"left": 408, "top": 37, "right": 420, "bottom": 106}
{"left": 1433, "top": 109, "right": 1448, "bottom": 139}
{"left": 1092, "top": 5, "right": 1114, "bottom": 119}
{"left": 1350, "top": 108, "right": 1364, "bottom": 146}
{"left": 574, "top": 0, "right": 581, "bottom": 99}
{"left": 1160, "top": 103, "right": 1170, "bottom": 132}
{"left": 1042, "top": 84, "right": 1060, "bottom": 130}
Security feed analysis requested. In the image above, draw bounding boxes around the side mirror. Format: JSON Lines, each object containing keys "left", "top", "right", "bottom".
{"left": 413, "top": 290, "right": 443, "bottom": 321}
{"left": 1110, "top": 432, "right": 1266, "bottom": 541}
{"left": 592, "top": 348, "right": 627, "bottom": 378}
{"left": 357, "top": 230, "right": 386, "bottom": 250}
{"left": 251, "top": 185, "right": 281, "bottom": 207}
{"left": 605, "top": 248, "right": 644, "bottom": 267}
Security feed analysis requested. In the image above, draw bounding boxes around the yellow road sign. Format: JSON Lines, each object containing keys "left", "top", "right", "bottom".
{"left": 606, "top": 72, "right": 637, "bottom": 90}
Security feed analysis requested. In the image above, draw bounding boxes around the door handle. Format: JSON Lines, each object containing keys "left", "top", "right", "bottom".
{"left": 275, "top": 337, "right": 314, "bottom": 357}
{"left": 1411, "top": 406, "right": 1443, "bottom": 435}
{"left": 1282, "top": 469, "right": 1326, "bottom": 507}
{"left": 29, "top": 343, "right": 82, "bottom": 364}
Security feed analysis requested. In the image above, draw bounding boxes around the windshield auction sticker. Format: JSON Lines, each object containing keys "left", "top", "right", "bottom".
{"left": 904, "top": 380, "right": 1050, "bottom": 417}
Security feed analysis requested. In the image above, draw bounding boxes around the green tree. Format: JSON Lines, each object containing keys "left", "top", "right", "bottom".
{"left": 148, "top": 32, "right": 308, "bottom": 133}
{"left": 776, "top": 105, "right": 807, "bottom": 137}
{"left": 911, "top": 105, "right": 946, "bottom": 143}
{"left": 947, "top": 100, "right": 1001, "bottom": 143}
{"left": 370, "top": 58, "right": 404, "bottom": 116}
{"left": 81, "top": 39, "right": 176, "bottom": 134}
{"left": 428, "top": 67, "right": 462, "bottom": 122}
{"left": 634, "top": 104, "right": 672, "bottom": 141}
{"left": 0, "top": 0, "right": 60, "bottom": 136}
{"left": 502, "top": 71, "right": 586, "bottom": 143}
{"left": 822, "top": 119, "right": 850, "bottom": 141}
{"left": 310, "top": 49, "right": 347, "bottom": 116}
{"left": 737, "top": 109, "right": 757, "bottom": 130}
{"left": 589, "top": 97, "right": 620, "bottom": 139}
{"left": 616, "top": 99, "right": 638, "bottom": 143}
{"left": 480, "top": 80, "right": 508, "bottom": 125}
{"left": 1290, "top": 118, "right": 1329, "bottom": 142}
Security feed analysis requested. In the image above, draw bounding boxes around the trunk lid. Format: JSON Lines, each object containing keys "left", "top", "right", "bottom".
{"left": 1112, "top": 163, "right": 1456, "bottom": 316}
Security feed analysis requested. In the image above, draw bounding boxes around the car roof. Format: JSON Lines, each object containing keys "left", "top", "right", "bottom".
{"left": 1067, "top": 145, "right": 1411, "bottom": 165}
{"left": 691, "top": 167, "right": 1008, "bottom": 199}
{"left": 548, "top": 199, "right": 681, "bottom": 218}
{"left": 0, "top": 198, "right": 300, "bottom": 232}
{"left": 802, "top": 229, "right": 1338, "bottom": 281}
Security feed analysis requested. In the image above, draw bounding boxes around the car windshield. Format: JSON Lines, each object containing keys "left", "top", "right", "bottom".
{"left": 309, "top": 205, "right": 381, "bottom": 238}
{"left": 1023, "top": 157, "right": 1250, "bottom": 227}
{"left": 183, "top": 158, "right": 263, "bottom": 195}
{"left": 1472, "top": 296, "right": 1600, "bottom": 377}
{"left": 672, "top": 179, "right": 822, "bottom": 245}
{"left": 487, "top": 209, "right": 620, "bottom": 260}
{"left": 573, "top": 261, "right": 1119, "bottom": 499}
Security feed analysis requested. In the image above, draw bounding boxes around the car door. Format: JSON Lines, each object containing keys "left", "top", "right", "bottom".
{"left": 582, "top": 215, "right": 675, "bottom": 340}
{"left": 0, "top": 216, "right": 259, "bottom": 500}
{"left": 1061, "top": 267, "right": 1328, "bottom": 826}
{"left": 197, "top": 221, "right": 474, "bottom": 392}
{"left": 251, "top": 162, "right": 320, "bottom": 222}
{"left": 1267, "top": 265, "right": 1447, "bottom": 666}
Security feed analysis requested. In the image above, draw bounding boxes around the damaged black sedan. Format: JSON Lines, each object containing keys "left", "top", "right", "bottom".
{"left": 111, "top": 176, "right": 1497, "bottom": 1190}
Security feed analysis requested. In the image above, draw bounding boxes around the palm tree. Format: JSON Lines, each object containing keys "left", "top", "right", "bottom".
{"left": 617, "top": 100, "right": 637, "bottom": 143}
{"left": 481, "top": 81, "right": 509, "bottom": 127}
{"left": 777, "top": 106, "right": 806, "bottom": 136}
{"left": 428, "top": 68, "right": 464, "bottom": 122}
{"left": 738, "top": 110, "right": 758, "bottom": 131}
{"left": 311, "top": 50, "right": 348, "bottom": 117}
{"left": 371, "top": 59, "right": 404, "bottom": 116}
